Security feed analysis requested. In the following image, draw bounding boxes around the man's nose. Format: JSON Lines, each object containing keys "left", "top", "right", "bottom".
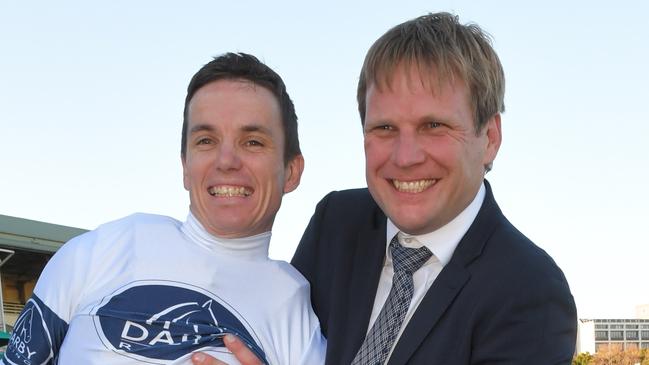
{"left": 392, "top": 133, "right": 425, "bottom": 167}
{"left": 215, "top": 142, "right": 242, "bottom": 171}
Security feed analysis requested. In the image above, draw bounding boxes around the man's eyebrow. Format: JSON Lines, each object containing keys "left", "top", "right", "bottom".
{"left": 189, "top": 123, "right": 274, "bottom": 135}
{"left": 189, "top": 124, "right": 215, "bottom": 134}
{"left": 420, "top": 114, "right": 449, "bottom": 124}
{"left": 241, "top": 124, "right": 273, "bottom": 135}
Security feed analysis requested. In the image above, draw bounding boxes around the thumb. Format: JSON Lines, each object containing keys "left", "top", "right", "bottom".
{"left": 191, "top": 352, "right": 228, "bottom": 365}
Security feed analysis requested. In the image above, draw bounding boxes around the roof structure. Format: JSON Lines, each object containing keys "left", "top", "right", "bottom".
{"left": 0, "top": 214, "right": 87, "bottom": 254}
{"left": 0, "top": 214, "right": 87, "bottom": 278}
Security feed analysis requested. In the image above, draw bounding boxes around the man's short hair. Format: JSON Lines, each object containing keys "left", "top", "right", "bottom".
{"left": 357, "top": 12, "right": 505, "bottom": 133}
{"left": 181, "top": 52, "right": 300, "bottom": 164}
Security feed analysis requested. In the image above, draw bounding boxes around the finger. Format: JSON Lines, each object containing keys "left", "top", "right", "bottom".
{"left": 191, "top": 352, "right": 229, "bottom": 365}
{"left": 224, "top": 334, "right": 263, "bottom": 365}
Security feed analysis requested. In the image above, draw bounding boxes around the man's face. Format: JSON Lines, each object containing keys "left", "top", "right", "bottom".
{"left": 363, "top": 65, "right": 501, "bottom": 235}
{"left": 182, "top": 79, "right": 303, "bottom": 238}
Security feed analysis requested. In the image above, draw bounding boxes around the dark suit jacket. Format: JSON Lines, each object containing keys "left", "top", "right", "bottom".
{"left": 292, "top": 181, "right": 577, "bottom": 365}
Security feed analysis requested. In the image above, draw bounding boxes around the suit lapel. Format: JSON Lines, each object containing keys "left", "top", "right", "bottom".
{"left": 340, "top": 206, "right": 388, "bottom": 364}
{"left": 388, "top": 261, "right": 470, "bottom": 364}
{"left": 388, "top": 181, "right": 503, "bottom": 364}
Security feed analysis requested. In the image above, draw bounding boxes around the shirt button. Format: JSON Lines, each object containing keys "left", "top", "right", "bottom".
{"left": 404, "top": 238, "right": 412, "bottom": 244}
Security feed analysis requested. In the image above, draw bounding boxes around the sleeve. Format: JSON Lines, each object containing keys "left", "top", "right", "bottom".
{"left": 296, "top": 324, "right": 326, "bottom": 365}
{"left": 291, "top": 192, "right": 332, "bottom": 283}
{"left": 1, "top": 295, "right": 68, "bottom": 365}
{"left": 265, "top": 261, "right": 327, "bottom": 365}
{"left": 280, "top": 279, "right": 327, "bottom": 365}
{"left": 1, "top": 231, "right": 96, "bottom": 365}
{"left": 291, "top": 192, "right": 334, "bottom": 338}
{"left": 471, "top": 259, "right": 577, "bottom": 364}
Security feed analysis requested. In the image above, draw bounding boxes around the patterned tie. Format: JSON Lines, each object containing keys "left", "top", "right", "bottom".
{"left": 351, "top": 235, "right": 433, "bottom": 365}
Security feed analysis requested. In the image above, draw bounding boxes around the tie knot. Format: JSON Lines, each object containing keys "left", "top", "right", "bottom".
{"left": 389, "top": 236, "right": 432, "bottom": 274}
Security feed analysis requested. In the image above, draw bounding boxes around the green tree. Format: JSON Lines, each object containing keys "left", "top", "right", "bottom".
{"left": 639, "top": 348, "right": 649, "bottom": 365}
{"left": 573, "top": 352, "right": 594, "bottom": 365}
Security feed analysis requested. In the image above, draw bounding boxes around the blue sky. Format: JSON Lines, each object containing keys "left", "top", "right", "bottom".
{"left": 1, "top": 0, "right": 648, "bottom": 319}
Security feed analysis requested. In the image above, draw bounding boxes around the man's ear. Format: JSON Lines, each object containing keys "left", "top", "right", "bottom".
{"left": 483, "top": 113, "right": 502, "bottom": 170}
{"left": 181, "top": 155, "right": 190, "bottom": 191}
{"left": 283, "top": 154, "right": 305, "bottom": 193}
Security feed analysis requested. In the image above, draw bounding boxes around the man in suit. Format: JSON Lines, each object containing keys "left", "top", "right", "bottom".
{"left": 193, "top": 12, "right": 577, "bottom": 365}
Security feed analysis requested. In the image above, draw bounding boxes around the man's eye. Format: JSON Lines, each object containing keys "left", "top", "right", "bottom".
{"left": 427, "top": 122, "right": 441, "bottom": 128}
{"left": 245, "top": 140, "right": 264, "bottom": 147}
{"left": 376, "top": 125, "right": 393, "bottom": 131}
{"left": 196, "top": 137, "right": 212, "bottom": 145}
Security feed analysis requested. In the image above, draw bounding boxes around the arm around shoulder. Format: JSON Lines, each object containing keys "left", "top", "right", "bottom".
{"left": 291, "top": 191, "right": 334, "bottom": 277}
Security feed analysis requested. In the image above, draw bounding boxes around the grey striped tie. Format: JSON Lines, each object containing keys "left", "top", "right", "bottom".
{"left": 351, "top": 235, "right": 432, "bottom": 365}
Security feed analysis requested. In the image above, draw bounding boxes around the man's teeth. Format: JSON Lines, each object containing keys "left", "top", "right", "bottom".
{"left": 209, "top": 186, "right": 252, "bottom": 197}
{"left": 392, "top": 179, "right": 435, "bottom": 193}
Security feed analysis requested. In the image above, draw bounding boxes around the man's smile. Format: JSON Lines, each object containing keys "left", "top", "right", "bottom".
{"left": 208, "top": 185, "right": 253, "bottom": 197}
{"left": 391, "top": 179, "right": 437, "bottom": 193}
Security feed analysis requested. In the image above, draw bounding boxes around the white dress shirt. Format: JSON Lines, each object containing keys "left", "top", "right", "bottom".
{"left": 366, "top": 183, "right": 486, "bottom": 360}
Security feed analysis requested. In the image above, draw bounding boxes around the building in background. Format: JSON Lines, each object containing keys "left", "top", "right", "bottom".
{"left": 577, "top": 317, "right": 649, "bottom": 353}
{"left": 0, "top": 214, "right": 86, "bottom": 334}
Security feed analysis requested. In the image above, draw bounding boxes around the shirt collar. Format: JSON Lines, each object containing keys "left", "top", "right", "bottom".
{"left": 385, "top": 182, "right": 486, "bottom": 266}
{"left": 181, "top": 211, "right": 270, "bottom": 259}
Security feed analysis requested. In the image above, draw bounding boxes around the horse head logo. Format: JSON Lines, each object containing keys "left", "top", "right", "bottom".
{"left": 13, "top": 305, "right": 34, "bottom": 343}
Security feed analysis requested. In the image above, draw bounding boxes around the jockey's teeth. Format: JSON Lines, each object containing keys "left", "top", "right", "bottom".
{"left": 209, "top": 186, "right": 251, "bottom": 197}
{"left": 392, "top": 179, "right": 435, "bottom": 193}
